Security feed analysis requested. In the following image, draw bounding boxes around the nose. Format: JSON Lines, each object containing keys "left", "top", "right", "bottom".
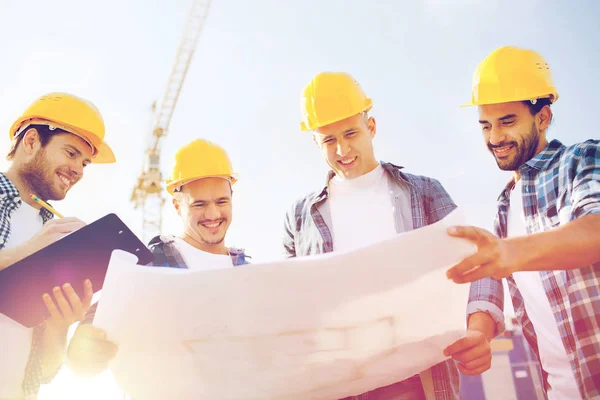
{"left": 336, "top": 138, "right": 350, "bottom": 157}
{"left": 204, "top": 203, "right": 220, "bottom": 220}
{"left": 488, "top": 125, "right": 507, "bottom": 146}
{"left": 69, "top": 162, "right": 84, "bottom": 181}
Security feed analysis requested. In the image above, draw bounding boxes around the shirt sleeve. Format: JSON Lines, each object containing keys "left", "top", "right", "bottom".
{"left": 283, "top": 203, "right": 297, "bottom": 258}
{"left": 571, "top": 141, "right": 600, "bottom": 218}
{"left": 467, "top": 277, "right": 506, "bottom": 337}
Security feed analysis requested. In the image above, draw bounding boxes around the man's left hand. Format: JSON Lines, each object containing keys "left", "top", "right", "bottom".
{"left": 443, "top": 330, "right": 492, "bottom": 376}
{"left": 42, "top": 279, "right": 93, "bottom": 334}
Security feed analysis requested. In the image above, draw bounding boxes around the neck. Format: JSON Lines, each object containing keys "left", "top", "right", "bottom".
{"left": 181, "top": 232, "right": 228, "bottom": 256}
{"left": 4, "top": 165, "right": 41, "bottom": 209}
{"left": 533, "top": 137, "right": 549, "bottom": 157}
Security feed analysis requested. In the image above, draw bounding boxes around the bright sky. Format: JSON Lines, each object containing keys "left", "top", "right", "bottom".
{"left": 1, "top": 0, "right": 599, "bottom": 398}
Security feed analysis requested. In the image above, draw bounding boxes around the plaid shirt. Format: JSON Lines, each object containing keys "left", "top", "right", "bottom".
{"left": 472, "top": 139, "right": 600, "bottom": 399}
{"left": 283, "top": 162, "right": 502, "bottom": 400}
{"left": 0, "top": 172, "right": 55, "bottom": 399}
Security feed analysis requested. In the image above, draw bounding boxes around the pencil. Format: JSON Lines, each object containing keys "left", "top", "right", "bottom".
{"left": 29, "top": 194, "right": 64, "bottom": 218}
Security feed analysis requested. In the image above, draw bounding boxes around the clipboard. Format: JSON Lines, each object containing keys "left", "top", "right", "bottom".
{"left": 0, "top": 213, "right": 154, "bottom": 327}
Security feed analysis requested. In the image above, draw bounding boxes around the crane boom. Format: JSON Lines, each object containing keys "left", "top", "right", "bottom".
{"left": 131, "top": 0, "right": 212, "bottom": 243}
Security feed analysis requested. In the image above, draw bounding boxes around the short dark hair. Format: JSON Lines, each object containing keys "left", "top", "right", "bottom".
{"left": 6, "top": 125, "right": 58, "bottom": 160}
{"left": 523, "top": 97, "right": 553, "bottom": 115}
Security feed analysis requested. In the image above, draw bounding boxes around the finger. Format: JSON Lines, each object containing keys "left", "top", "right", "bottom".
{"left": 71, "top": 338, "right": 118, "bottom": 358}
{"left": 447, "top": 226, "right": 494, "bottom": 245}
{"left": 461, "top": 354, "right": 492, "bottom": 371}
{"left": 43, "top": 292, "right": 62, "bottom": 320}
{"left": 82, "top": 279, "right": 93, "bottom": 310}
{"left": 75, "top": 324, "right": 109, "bottom": 340}
{"left": 62, "top": 283, "right": 84, "bottom": 319}
{"left": 444, "top": 334, "right": 482, "bottom": 356}
{"left": 450, "top": 263, "right": 497, "bottom": 284}
{"left": 446, "top": 251, "right": 495, "bottom": 280}
{"left": 457, "top": 362, "right": 490, "bottom": 376}
{"left": 450, "top": 344, "right": 490, "bottom": 364}
{"left": 443, "top": 337, "right": 468, "bottom": 357}
{"left": 52, "top": 286, "right": 74, "bottom": 321}
{"left": 52, "top": 221, "right": 86, "bottom": 234}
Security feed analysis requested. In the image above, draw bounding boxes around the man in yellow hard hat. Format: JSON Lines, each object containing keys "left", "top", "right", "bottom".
{"left": 284, "top": 72, "right": 501, "bottom": 399}
{"left": 65, "top": 138, "right": 249, "bottom": 385}
{"left": 0, "top": 92, "right": 115, "bottom": 399}
{"left": 446, "top": 46, "right": 600, "bottom": 399}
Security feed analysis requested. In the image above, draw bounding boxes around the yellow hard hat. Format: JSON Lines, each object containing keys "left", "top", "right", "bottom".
{"left": 463, "top": 46, "right": 559, "bottom": 107}
{"left": 9, "top": 92, "right": 115, "bottom": 163}
{"left": 300, "top": 72, "right": 373, "bottom": 132}
{"left": 165, "top": 139, "right": 238, "bottom": 196}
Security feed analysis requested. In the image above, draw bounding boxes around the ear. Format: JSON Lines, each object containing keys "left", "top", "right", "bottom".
{"left": 312, "top": 133, "right": 320, "bottom": 147}
{"left": 538, "top": 105, "right": 552, "bottom": 132}
{"left": 21, "top": 128, "right": 43, "bottom": 155}
{"left": 368, "top": 116, "right": 377, "bottom": 139}
{"left": 172, "top": 196, "right": 182, "bottom": 216}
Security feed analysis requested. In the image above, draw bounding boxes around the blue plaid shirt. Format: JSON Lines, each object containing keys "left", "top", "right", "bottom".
{"left": 283, "top": 162, "right": 503, "bottom": 400}
{"left": 469, "top": 139, "right": 600, "bottom": 399}
{"left": 0, "top": 173, "right": 55, "bottom": 399}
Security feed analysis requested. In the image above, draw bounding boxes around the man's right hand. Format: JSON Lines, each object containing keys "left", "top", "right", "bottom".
{"left": 67, "top": 324, "right": 118, "bottom": 378}
{"left": 29, "top": 217, "right": 86, "bottom": 252}
{"left": 0, "top": 217, "right": 87, "bottom": 271}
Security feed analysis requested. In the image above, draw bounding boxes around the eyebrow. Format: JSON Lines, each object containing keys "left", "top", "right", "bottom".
{"left": 64, "top": 144, "right": 92, "bottom": 164}
{"left": 478, "top": 114, "right": 517, "bottom": 124}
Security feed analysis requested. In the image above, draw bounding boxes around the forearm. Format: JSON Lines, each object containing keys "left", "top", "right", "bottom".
{"left": 511, "top": 214, "right": 600, "bottom": 272}
{"left": 467, "top": 311, "right": 496, "bottom": 342}
{"left": 40, "top": 324, "right": 69, "bottom": 380}
{"left": 0, "top": 241, "right": 37, "bottom": 271}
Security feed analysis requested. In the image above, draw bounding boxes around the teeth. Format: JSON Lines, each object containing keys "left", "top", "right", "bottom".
{"left": 340, "top": 158, "right": 356, "bottom": 165}
{"left": 58, "top": 175, "right": 71, "bottom": 187}
{"left": 203, "top": 222, "right": 220, "bottom": 228}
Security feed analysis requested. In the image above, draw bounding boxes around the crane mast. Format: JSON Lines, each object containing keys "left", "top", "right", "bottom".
{"left": 131, "top": 0, "right": 212, "bottom": 243}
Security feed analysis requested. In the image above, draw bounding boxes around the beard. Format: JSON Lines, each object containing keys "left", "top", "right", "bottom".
{"left": 488, "top": 123, "right": 541, "bottom": 171}
{"left": 19, "top": 149, "right": 65, "bottom": 200}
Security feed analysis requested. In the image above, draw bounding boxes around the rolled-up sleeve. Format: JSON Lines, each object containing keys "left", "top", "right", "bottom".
{"left": 467, "top": 277, "right": 506, "bottom": 337}
{"left": 571, "top": 141, "right": 600, "bottom": 218}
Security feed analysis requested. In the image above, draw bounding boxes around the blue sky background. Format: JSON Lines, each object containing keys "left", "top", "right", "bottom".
{"left": 1, "top": 0, "right": 598, "bottom": 398}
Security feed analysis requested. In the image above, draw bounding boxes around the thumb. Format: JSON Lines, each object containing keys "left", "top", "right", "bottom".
{"left": 79, "top": 325, "right": 108, "bottom": 340}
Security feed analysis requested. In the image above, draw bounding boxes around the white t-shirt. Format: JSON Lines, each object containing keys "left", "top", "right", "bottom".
{"left": 508, "top": 179, "right": 579, "bottom": 400}
{"left": 328, "top": 164, "right": 398, "bottom": 252}
{"left": 1, "top": 202, "right": 44, "bottom": 398}
{"left": 173, "top": 238, "right": 234, "bottom": 271}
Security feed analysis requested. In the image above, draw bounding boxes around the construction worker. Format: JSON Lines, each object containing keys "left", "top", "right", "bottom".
{"left": 446, "top": 46, "right": 600, "bottom": 399}
{"left": 0, "top": 93, "right": 115, "bottom": 399}
{"left": 283, "top": 72, "right": 502, "bottom": 399}
{"left": 66, "top": 138, "right": 249, "bottom": 381}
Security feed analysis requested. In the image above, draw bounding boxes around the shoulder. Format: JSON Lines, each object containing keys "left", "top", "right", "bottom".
{"left": 563, "top": 139, "right": 600, "bottom": 159}
{"left": 285, "top": 190, "right": 322, "bottom": 222}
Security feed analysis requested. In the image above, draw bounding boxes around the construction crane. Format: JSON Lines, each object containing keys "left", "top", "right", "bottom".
{"left": 131, "top": 0, "right": 212, "bottom": 243}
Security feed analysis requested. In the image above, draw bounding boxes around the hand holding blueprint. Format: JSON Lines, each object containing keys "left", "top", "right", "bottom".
{"left": 94, "top": 208, "right": 476, "bottom": 399}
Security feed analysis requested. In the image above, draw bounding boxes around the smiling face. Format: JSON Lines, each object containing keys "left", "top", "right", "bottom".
{"left": 173, "top": 177, "right": 233, "bottom": 254}
{"left": 312, "top": 113, "right": 379, "bottom": 180}
{"left": 478, "top": 101, "right": 552, "bottom": 171}
{"left": 18, "top": 129, "right": 93, "bottom": 200}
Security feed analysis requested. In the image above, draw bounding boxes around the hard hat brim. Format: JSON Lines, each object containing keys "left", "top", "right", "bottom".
{"left": 166, "top": 174, "right": 238, "bottom": 196}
